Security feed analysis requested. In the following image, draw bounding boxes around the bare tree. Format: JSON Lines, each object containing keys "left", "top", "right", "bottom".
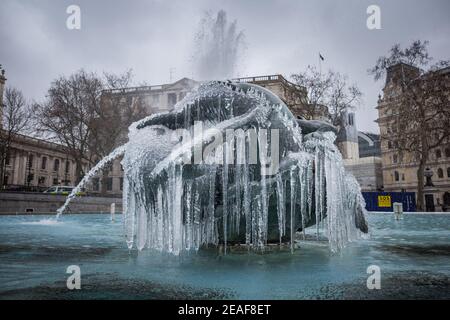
{"left": 89, "top": 70, "right": 147, "bottom": 194}
{"left": 0, "top": 87, "right": 31, "bottom": 187}
{"left": 369, "top": 40, "right": 432, "bottom": 81}
{"left": 369, "top": 40, "right": 450, "bottom": 210}
{"left": 33, "top": 70, "right": 102, "bottom": 184}
{"left": 291, "top": 66, "right": 362, "bottom": 126}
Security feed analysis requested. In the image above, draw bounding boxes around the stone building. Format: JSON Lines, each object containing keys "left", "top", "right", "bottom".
{"left": 337, "top": 108, "right": 383, "bottom": 191}
{"left": 101, "top": 77, "right": 198, "bottom": 115}
{"left": 376, "top": 63, "right": 450, "bottom": 211}
{"left": 2, "top": 132, "right": 80, "bottom": 190}
{"left": 232, "top": 75, "right": 322, "bottom": 119}
{"left": 0, "top": 68, "right": 80, "bottom": 191}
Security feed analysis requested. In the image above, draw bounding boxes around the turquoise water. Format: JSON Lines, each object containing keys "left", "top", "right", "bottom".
{"left": 0, "top": 213, "right": 449, "bottom": 299}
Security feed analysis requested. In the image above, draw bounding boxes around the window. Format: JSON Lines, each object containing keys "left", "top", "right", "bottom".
{"left": 446, "top": 148, "right": 450, "bottom": 158}
{"left": 436, "top": 149, "right": 442, "bottom": 159}
{"left": 394, "top": 171, "right": 400, "bottom": 182}
{"left": 393, "top": 154, "right": 398, "bottom": 164}
{"left": 54, "top": 159, "right": 60, "bottom": 172}
{"left": 106, "top": 178, "right": 113, "bottom": 191}
{"left": 120, "top": 177, "right": 124, "bottom": 191}
{"left": 168, "top": 93, "right": 177, "bottom": 107}
{"left": 402, "top": 173, "right": 405, "bottom": 181}
{"left": 447, "top": 168, "right": 450, "bottom": 178}
{"left": 38, "top": 177, "right": 46, "bottom": 185}
{"left": 348, "top": 113, "right": 354, "bottom": 126}
{"left": 53, "top": 178, "right": 59, "bottom": 185}
{"left": 387, "top": 141, "right": 392, "bottom": 149}
{"left": 437, "top": 168, "right": 444, "bottom": 178}
{"left": 41, "top": 157, "right": 47, "bottom": 170}
{"left": 92, "top": 178, "right": 100, "bottom": 191}
{"left": 65, "top": 161, "right": 70, "bottom": 174}
{"left": 28, "top": 155, "right": 34, "bottom": 168}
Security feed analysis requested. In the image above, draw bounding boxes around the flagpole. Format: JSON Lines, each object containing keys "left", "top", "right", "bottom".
{"left": 318, "top": 52, "right": 322, "bottom": 76}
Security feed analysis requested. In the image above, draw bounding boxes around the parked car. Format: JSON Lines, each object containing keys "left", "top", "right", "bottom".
{"left": 43, "top": 186, "right": 86, "bottom": 196}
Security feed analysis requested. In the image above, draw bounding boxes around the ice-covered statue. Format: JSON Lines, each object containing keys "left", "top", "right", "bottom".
{"left": 58, "top": 81, "right": 368, "bottom": 254}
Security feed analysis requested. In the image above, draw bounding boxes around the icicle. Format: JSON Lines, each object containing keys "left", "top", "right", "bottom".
{"left": 276, "top": 174, "right": 285, "bottom": 244}
{"left": 258, "top": 129, "right": 269, "bottom": 247}
{"left": 222, "top": 141, "right": 229, "bottom": 254}
{"left": 289, "top": 167, "right": 296, "bottom": 253}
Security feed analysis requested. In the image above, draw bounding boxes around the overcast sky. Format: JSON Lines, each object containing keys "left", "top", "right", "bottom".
{"left": 1, "top": 0, "right": 449, "bottom": 133}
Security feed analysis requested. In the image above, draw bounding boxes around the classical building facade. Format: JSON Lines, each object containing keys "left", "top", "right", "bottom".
{"left": 0, "top": 69, "right": 80, "bottom": 191}
{"left": 2, "top": 133, "right": 80, "bottom": 190}
{"left": 376, "top": 63, "right": 450, "bottom": 211}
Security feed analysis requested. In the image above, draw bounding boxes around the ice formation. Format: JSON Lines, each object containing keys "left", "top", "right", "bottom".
{"left": 57, "top": 81, "right": 368, "bottom": 254}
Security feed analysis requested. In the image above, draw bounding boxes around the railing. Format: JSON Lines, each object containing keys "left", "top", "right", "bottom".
{"left": 102, "top": 74, "right": 306, "bottom": 95}
{"left": 233, "top": 75, "right": 282, "bottom": 83}
{"left": 233, "top": 74, "right": 306, "bottom": 92}
{"left": 103, "top": 84, "right": 165, "bottom": 95}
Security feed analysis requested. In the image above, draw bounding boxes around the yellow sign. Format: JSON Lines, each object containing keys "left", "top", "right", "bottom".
{"left": 378, "top": 195, "right": 391, "bottom": 207}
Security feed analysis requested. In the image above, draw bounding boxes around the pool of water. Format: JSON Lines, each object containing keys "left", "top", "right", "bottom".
{"left": 0, "top": 213, "right": 449, "bottom": 299}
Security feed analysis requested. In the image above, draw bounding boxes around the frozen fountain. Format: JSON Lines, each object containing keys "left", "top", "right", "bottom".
{"left": 57, "top": 81, "right": 368, "bottom": 254}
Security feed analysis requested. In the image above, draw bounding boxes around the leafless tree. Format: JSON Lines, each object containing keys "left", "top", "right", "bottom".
{"left": 369, "top": 40, "right": 450, "bottom": 210}
{"left": 291, "top": 66, "right": 362, "bottom": 126}
{"left": 0, "top": 87, "right": 31, "bottom": 187}
{"left": 89, "top": 70, "right": 147, "bottom": 194}
{"left": 33, "top": 70, "right": 102, "bottom": 184}
{"left": 33, "top": 69, "right": 148, "bottom": 191}
{"left": 369, "top": 40, "right": 432, "bottom": 81}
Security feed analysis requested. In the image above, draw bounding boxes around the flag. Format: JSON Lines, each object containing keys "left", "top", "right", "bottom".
{"left": 319, "top": 53, "right": 324, "bottom": 61}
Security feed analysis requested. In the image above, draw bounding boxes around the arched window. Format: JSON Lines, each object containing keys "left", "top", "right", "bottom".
{"left": 436, "top": 149, "right": 442, "bottom": 159}
{"left": 447, "top": 167, "right": 450, "bottom": 178}
{"left": 437, "top": 168, "right": 444, "bottom": 178}
{"left": 445, "top": 148, "right": 450, "bottom": 158}
{"left": 54, "top": 159, "right": 60, "bottom": 172}
{"left": 394, "top": 171, "right": 400, "bottom": 181}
